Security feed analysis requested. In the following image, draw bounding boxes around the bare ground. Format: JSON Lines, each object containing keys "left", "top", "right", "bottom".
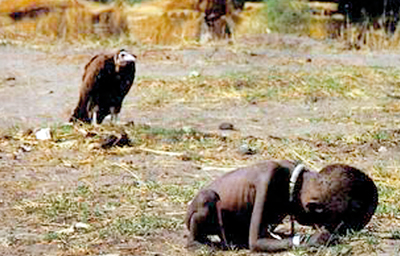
{"left": 1, "top": 34, "right": 400, "bottom": 255}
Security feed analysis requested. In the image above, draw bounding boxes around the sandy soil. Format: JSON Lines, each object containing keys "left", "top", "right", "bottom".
{"left": 1, "top": 35, "right": 400, "bottom": 135}
{"left": 1, "top": 34, "right": 400, "bottom": 255}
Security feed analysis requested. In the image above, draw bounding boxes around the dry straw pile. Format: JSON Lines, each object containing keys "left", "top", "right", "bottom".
{"left": 0, "top": 0, "right": 269, "bottom": 45}
{"left": 126, "top": 0, "right": 202, "bottom": 45}
{"left": 1, "top": 0, "right": 398, "bottom": 48}
{"left": 127, "top": 0, "right": 268, "bottom": 44}
{"left": 0, "top": 0, "right": 128, "bottom": 42}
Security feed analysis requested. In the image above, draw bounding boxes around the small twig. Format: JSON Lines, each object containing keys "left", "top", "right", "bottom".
{"left": 201, "top": 166, "right": 239, "bottom": 172}
{"left": 349, "top": 232, "right": 394, "bottom": 240}
{"left": 387, "top": 93, "right": 400, "bottom": 99}
{"left": 111, "top": 163, "right": 142, "bottom": 182}
{"left": 136, "top": 147, "right": 185, "bottom": 157}
{"left": 268, "top": 134, "right": 285, "bottom": 140}
{"left": 165, "top": 211, "right": 186, "bottom": 216}
{"left": 193, "top": 164, "right": 245, "bottom": 172}
{"left": 40, "top": 223, "right": 69, "bottom": 227}
{"left": 9, "top": 163, "right": 59, "bottom": 168}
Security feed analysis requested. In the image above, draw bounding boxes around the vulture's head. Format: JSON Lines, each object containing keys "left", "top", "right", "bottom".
{"left": 114, "top": 49, "right": 136, "bottom": 72}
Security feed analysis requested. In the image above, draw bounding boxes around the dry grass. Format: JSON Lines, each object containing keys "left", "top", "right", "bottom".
{"left": 336, "top": 23, "right": 400, "bottom": 51}
{"left": 150, "top": 0, "right": 197, "bottom": 10}
{"left": 306, "top": 2, "right": 400, "bottom": 50}
{"left": 2, "top": 118, "right": 400, "bottom": 255}
{"left": 0, "top": 0, "right": 271, "bottom": 45}
{"left": 0, "top": 0, "right": 128, "bottom": 42}
{"left": 0, "top": 0, "right": 74, "bottom": 13}
{"left": 2, "top": 60, "right": 400, "bottom": 255}
{"left": 127, "top": 0, "right": 268, "bottom": 44}
{"left": 0, "top": 0, "right": 202, "bottom": 44}
{"left": 2, "top": 0, "right": 400, "bottom": 49}
{"left": 235, "top": 3, "right": 269, "bottom": 36}
{"left": 127, "top": 6, "right": 202, "bottom": 45}
{"left": 134, "top": 65, "right": 393, "bottom": 110}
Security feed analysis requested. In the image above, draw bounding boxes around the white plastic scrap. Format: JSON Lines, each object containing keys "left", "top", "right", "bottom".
{"left": 57, "top": 222, "right": 91, "bottom": 235}
{"left": 35, "top": 128, "right": 52, "bottom": 140}
{"left": 189, "top": 70, "right": 200, "bottom": 78}
{"left": 74, "top": 222, "right": 91, "bottom": 230}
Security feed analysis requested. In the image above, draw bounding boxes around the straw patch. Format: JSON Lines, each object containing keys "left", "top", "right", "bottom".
{"left": 0, "top": 0, "right": 128, "bottom": 41}
{"left": 127, "top": 8, "right": 202, "bottom": 45}
{"left": 0, "top": 0, "right": 273, "bottom": 45}
{"left": 235, "top": 3, "right": 269, "bottom": 36}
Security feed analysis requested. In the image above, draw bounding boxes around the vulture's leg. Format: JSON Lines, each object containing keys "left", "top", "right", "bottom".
{"left": 91, "top": 106, "right": 99, "bottom": 126}
{"left": 110, "top": 107, "right": 119, "bottom": 124}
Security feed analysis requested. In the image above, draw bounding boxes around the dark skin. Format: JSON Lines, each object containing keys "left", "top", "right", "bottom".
{"left": 292, "top": 164, "right": 378, "bottom": 234}
{"left": 186, "top": 161, "right": 378, "bottom": 252}
{"left": 185, "top": 189, "right": 227, "bottom": 248}
{"left": 187, "top": 160, "right": 300, "bottom": 251}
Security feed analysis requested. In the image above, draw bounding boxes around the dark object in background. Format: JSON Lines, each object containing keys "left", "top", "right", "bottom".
{"left": 197, "top": 0, "right": 245, "bottom": 41}
{"left": 337, "top": 0, "right": 400, "bottom": 33}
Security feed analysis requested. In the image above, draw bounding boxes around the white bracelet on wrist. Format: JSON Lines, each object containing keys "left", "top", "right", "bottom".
{"left": 292, "top": 235, "right": 301, "bottom": 247}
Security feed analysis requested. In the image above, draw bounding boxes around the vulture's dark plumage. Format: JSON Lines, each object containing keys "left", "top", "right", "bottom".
{"left": 70, "top": 49, "right": 136, "bottom": 124}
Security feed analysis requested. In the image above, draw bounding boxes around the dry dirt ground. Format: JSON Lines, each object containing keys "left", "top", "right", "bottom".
{"left": 1, "top": 34, "right": 400, "bottom": 256}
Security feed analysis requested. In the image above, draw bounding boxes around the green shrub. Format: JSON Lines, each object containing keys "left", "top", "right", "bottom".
{"left": 266, "top": 0, "right": 310, "bottom": 34}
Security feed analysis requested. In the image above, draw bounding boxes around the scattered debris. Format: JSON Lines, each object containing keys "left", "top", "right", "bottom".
{"left": 57, "top": 222, "right": 91, "bottom": 235}
{"left": 100, "top": 132, "right": 132, "bottom": 149}
{"left": 189, "top": 70, "right": 200, "bottom": 78}
{"left": 137, "top": 147, "right": 186, "bottom": 157}
{"left": 19, "top": 144, "right": 32, "bottom": 152}
{"left": 35, "top": 128, "right": 52, "bottom": 140}
{"left": 124, "top": 121, "right": 135, "bottom": 127}
{"left": 0, "top": 135, "right": 12, "bottom": 140}
{"left": 1, "top": 76, "right": 17, "bottom": 87}
{"left": 238, "top": 144, "right": 257, "bottom": 155}
{"left": 199, "top": 166, "right": 239, "bottom": 172}
{"left": 74, "top": 222, "right": 91, "bottom": 231}
{"left": 234, "top": 80, "right": 249, "bottom": 89}
{"left": 219, "top": 122, "right": 235, "bottom": 131}
{"left": 57, "top": 226, "right": 74, "bottom": 235}
{"left": 74, "top": 127, "right": 89, "bottom": 137}
{"left": 182, "top": 126, "right": 194, "bottom": 133}
{"left": 85, "top": 131, "right": 98, "bottom": 138}
{"left": 22, "top": 128, "right": 33, "bottom": 137}
{"left": 179, "top": 153, "right": 192, "bottom": 161}
{"left": 378, "top": 146, "right": 387, "bottom": 153}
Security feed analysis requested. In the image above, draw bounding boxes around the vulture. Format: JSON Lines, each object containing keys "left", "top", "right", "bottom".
{"left": 70, "top": 49, "right": 136, "bottom": 124}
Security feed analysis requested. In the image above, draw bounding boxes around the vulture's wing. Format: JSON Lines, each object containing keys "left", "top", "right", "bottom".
{"left": 82, "top": 54, "right": 101, "bottom": 82}
{"left": 71, "top": 52, "right": 116, "bottom": 123}
{"left": 81, "top": 53, "right": 115, "bottom": 96}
